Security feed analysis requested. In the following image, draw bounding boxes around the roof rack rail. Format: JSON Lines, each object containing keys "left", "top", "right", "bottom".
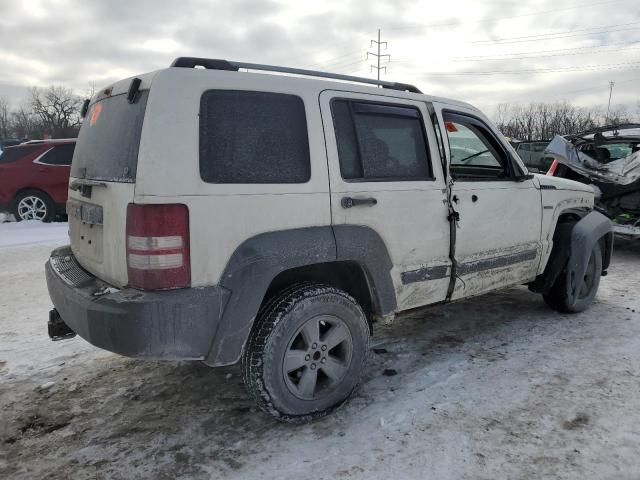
{"left": 170, "top": 57, "right": 422, "bottom": 94}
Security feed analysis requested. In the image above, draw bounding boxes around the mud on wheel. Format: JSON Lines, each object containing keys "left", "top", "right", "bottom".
{"left": 242, "top": 283, "right": 370, "bottom": 422}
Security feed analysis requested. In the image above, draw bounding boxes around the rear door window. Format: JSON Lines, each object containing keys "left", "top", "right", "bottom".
{"left": 199, "top": 90, "right": 310, "bottom": 184}
{"left": 71, "top": 91, "right": 148, "bottom": 182}
{"left": 0, "top": 145, "right": 41, "bottom": 164}
{"left": 331, "top": 99, "right": 432, "bottom": 181}
{"left": 38, "top": 144, "right": 75, "bottom": 165}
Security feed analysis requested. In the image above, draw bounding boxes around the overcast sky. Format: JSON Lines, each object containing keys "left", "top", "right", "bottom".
{"left": 0, "top": 0, "right": 638, "bottom": 116}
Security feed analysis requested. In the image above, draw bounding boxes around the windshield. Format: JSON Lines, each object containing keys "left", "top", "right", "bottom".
{"left": 71, "top": 91, "right": 148, "bottom": 182}
{"left": 600, "top": 143, "right": 637, "bottom": 160}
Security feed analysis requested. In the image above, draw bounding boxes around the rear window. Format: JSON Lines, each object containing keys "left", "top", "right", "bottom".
{"left": 199, "top": 90, "right": 310, "bottom": 184}
{"left": 0, "top": 145, "right": 41, "bottom": 164}
{"left": 39, "top": 143, "right": 75, "bottom": 165}
{"left": 71, "top": 91, "right": 148, "bottom": 182}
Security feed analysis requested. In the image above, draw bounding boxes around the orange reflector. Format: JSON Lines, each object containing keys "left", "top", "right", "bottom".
{"left": 445, "top": 121, "right": 458, "bottom": 133}
{"left": 547, "top": 159, "right": 558, "bottom": 176}
{"left": 89, "top": 103, "right": 103, "bottom": 126}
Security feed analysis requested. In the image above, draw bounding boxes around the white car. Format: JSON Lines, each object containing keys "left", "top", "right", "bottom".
{"left": 45, "top": 58, "right": 613, "bottom": 421}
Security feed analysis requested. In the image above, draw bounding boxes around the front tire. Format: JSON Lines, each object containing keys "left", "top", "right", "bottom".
{"left": 543, "top": 243, "right": 602, "bottom": 313}
{"left": 13, "top": 190, "right": 54, "bottom": 222}
{"left": 242, "top": 283, "right": 370, "bottom": 422}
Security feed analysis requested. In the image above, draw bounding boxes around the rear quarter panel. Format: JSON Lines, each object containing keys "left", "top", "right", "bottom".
{"left": 134, "top": 69, "right": 331, "bottom": 287}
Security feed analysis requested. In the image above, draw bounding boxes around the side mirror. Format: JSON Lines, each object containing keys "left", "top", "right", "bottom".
{"left": 80, "top": 99, "right": 90, "bottom": 119}
{"left": 516, "top": 173, "right": 535, "bottom": 182}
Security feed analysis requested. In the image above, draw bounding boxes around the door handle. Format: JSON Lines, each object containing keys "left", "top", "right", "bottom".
{"left": 341, "top": 197, "right": 378, "bottom": 208}
{"left": 471, "top": 194, "right": 478, "bottom": 203}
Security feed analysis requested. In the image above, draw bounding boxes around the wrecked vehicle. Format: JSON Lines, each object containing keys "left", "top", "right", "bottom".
{"left": 546, "top": 124, "right": 640, "bottom": 238}
{"left": 45, "top": 57, "right": 613, "bottom": 422}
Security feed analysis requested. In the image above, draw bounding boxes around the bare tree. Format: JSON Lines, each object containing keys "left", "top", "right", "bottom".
{"left": 0, "top": 97, "right": 10, "bottom": 139}
{"left": 11, "top": 104, "right": 41, "bottom": 139}
{"left": 29, "top": 86, "right": 81, "bottom": 138}
{"left": 495, "top": 101, "right": 600, "bottom": 140}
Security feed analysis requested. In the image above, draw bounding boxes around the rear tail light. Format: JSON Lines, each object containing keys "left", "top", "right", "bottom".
{"left": 126, "top": 204, "right": 190, "bottom": 290}
{"left": 547, "top": 159, "right": 559, "bottom": 176}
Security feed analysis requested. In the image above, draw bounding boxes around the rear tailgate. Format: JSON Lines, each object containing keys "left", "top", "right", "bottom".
{"left": 68, "top": 184, "right": 135, "bottom": 287}
{"left": 68, "top": 75, "right": 153, "bottom": 287}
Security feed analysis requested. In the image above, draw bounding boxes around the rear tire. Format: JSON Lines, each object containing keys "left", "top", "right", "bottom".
{"left": 543, "top": 243, "right": 602, "bottom": 313}
{"left": 12, "top": 190, "right": 54, "bottom": 222}
{"left": 242, "top": 283, "right": 370, "bottom": 422}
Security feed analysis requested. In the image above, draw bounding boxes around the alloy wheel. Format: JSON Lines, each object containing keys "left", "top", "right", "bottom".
{"left": 17, "top": 196, "right": 48, "bottom": 221}
{"left": 283, "top": 315, "right": 354, "bottom": 401}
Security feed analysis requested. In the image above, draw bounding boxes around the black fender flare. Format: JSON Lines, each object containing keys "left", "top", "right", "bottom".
{"left": 529, "top": 210, "right": 612, "bottom": 294}
{"left": 204, "top": 225, "right": 396, "bottom": 366}
{"left": 567, "top": 210, "right": 613, "bottom": 294}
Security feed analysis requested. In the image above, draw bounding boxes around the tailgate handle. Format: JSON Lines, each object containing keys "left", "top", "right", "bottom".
{"left": 341, "top": 197, "right": 378, "bottom": 209}
{"left": 70, "top": 179, "right": 107, "bottom": 199}
{"left": 70, "top": 179, "right": 108, "bottom": 191}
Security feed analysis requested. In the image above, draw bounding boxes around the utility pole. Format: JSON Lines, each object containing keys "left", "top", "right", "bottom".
{"left": 367, "top": 29, "right": 390, "bottom": 82}
{"left": 606, "top": 81, "right": 615, "bottom": 124}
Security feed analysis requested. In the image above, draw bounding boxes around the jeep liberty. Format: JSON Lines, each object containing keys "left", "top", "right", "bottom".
{"left": 46, "top": 58, "right": 613, "bottom": 421}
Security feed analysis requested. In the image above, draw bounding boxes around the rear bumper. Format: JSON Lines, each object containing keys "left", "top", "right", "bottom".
{"left": 45, "top": 246, "right": 230, "bottom": 360}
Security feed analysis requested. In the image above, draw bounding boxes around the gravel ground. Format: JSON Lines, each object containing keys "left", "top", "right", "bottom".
{"left": 1, "top": 228, "right": 639, "bottom": 480}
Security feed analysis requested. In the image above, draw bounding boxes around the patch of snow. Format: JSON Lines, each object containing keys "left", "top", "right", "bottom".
{"left": 0, "top": 212, "right": 16, "bottom": 223}
{"left": 0, "top": 220, "right": 69, "bottom": 249}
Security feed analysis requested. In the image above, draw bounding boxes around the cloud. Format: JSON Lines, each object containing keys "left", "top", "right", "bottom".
{"left": 0, "top": 0, "right": 638, "bottom": 119}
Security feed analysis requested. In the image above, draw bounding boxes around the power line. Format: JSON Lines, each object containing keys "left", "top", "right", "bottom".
{"left": 450, "top": 40, "right": 640, "bottom": 61}
{"left": 555, "top": 77, "right": 639, "bottom": 98}
{"left": 301, "top": 48, "right": 367, "bottom": 69}
{"left": 424, "top": 61, "right": 640, "bottom": 76}
{"left": 497, "top": 77, "right": 640, "bottom": 103}
{"left": 289, "top": 1, "right": 632, "bottom": 73}
{"left": 393, "top": 44, "right": 640, "bottom": 67}
{"left": 446, "top": 45, "right": 640, "bottom": 63}
{"left": 473, "top": 26, "right": 640, "bottom": 45}
{"left": 367, "top": 29, "right": 390, "bottom": 81}
{"left": 386, "top": 0, "right": 626, "bottom": 31}
{"left": 473, "top": 21, "right": 640, "bottom": 44}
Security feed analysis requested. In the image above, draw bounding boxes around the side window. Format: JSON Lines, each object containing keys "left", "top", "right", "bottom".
{"left": 443, "top": 112, "right": 510, "bottom": 179}
{"left": 199, "top": 90, "right": 310, "bottom": 184}
{"left": 0, "top": 146, "right": 39, "bottom": 164}
{"left": 38, "top": 144, "right": 75, "bottom": 165}
{"left": 331, "top": 99, "right": 431, "bottom": 181}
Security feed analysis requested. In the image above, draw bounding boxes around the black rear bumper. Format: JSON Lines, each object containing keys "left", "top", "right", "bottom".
{"left": 45, "top": 246, "right": 230, "bottom": 360}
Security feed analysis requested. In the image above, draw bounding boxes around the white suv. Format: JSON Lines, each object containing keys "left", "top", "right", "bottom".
{"left": 46, "top": 58, "right": 613, "bottom": 421}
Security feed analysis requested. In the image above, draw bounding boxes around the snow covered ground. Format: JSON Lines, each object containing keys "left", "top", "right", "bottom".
{"left": 0, "top": 219, "right": 69, "bottom": 249}
{"left": 1, "top": 223, "right": 639, "bottom": 479}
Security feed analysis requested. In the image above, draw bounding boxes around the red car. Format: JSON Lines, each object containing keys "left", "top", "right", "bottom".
{"left": 0, "top": 139, "right": 75, "bottom": 221}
